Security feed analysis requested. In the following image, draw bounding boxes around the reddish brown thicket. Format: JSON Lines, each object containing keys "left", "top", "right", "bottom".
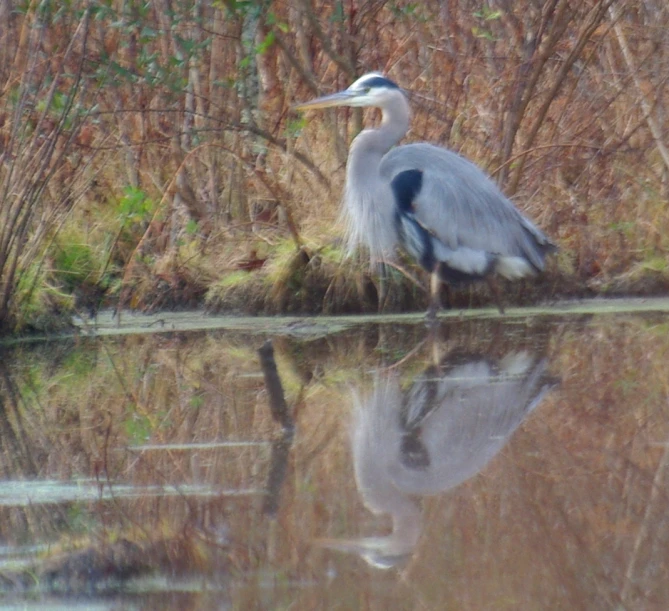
{"left": 1, "top": 1, "right": 668, "bottom": 325}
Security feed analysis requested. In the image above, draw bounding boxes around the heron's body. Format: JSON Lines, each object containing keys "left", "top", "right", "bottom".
{"left": 295, "top": 73, "right": 556, "bottom": 314}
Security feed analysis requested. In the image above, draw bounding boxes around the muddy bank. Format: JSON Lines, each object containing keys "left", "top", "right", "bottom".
{"left": 106, "top": 257, "right": 669, "bottom": 316}
{"left": 105, "top": 249, "right": 669, "bottom": 317}
{"left": 9, "top": 244, "right": 669, "bottom": 336}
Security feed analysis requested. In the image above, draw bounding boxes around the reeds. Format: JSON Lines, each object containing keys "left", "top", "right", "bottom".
{"left": 0, "top": 6, "right": 100, "bottom": 331}
{"left": 1, "top": 1, "right": 668, "bottom": 330}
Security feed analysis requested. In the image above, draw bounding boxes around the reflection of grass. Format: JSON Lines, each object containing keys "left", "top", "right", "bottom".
{"left": 65, "top": 503, "right": 97, "bottom": 536}
{"left": 2, "top": 531, "right": 231, "bottom": 595}
{"left": 646, "top": 322, "right": 669, "bottom": 337}
{"left": 124, "top": 410, "right": 153, "bottom": 445}
{"left": 60, "top": 348, "right": 98, "bottom": 378}
{"left": 189, "top": 393, "right": 204, "bottom": 409}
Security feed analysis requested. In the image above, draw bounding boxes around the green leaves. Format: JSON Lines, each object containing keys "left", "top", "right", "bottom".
{"left": 256, "top": 30, "right": 276, "bottom": 55}
{"left": 124, "top": 410, "right": 153, "bottom": 444}
{"left": 472, "top": 5, "right": 502, "bottom": 40}
{"left": 117, "top": 186, "right": 155, "bottom": 225}
{"left": 285, "top": 116, "right": 307, "bottom": 138}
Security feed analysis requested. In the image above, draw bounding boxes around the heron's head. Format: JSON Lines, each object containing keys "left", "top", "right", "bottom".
{"left": 294, "top": 72, "right": 404, "bottom": 111}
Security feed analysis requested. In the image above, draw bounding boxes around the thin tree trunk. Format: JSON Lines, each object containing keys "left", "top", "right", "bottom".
{"left": 609, "top": 3, "right": 669, "bottom": 175}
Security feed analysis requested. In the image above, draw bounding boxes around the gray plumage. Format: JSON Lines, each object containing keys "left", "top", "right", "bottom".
{"left": 355, "top": 351, "right": 555, "bottom": 496}
{"left": 316, "top": 349, "right": 557, "bottom": 569}
{"left": 382, "top": 144, "right": 554, "bottom": 276}
{"left": 295, "top": 72, "right": 556, "bottom": 312}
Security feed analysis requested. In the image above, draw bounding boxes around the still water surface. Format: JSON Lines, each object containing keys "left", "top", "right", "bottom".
{"left": 1, "top": 302, "right": 669, "bottom": 609}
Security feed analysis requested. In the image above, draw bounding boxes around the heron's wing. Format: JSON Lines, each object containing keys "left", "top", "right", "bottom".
{"left": 396, "top": 204, "right": 496, "bottom": 282}
{"left": 431, "top": 356, "right": 556, "bottom": 435}
{"left": 381, "top": 143, "right": 555, "bottom": 271}
{"left": 391, "top": 170, "right": 495, "bottom": 280}
{"left": 393, "top": 354, "right": 557, "bottom": 494}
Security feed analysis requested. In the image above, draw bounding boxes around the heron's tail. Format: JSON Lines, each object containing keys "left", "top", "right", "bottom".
{"left": 490, "top": 220, "right": 557, "bottom": 280}
{"left": 519, "top": 216, "right": 558, "bottom": 266}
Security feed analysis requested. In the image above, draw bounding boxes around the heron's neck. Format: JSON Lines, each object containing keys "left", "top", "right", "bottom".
{"left": 342, "top": 94, "right": 410, "bottom": 260}
{"left": 347, "top": 94, "right": 411, "bottom": 181}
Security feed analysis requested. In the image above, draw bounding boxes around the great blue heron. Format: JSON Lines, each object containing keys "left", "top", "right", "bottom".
{"left": 317, "top": 349, "right": 558, "bottom": 569}
{"left": 295, "top": 72, "right": 557, "bottom": 315}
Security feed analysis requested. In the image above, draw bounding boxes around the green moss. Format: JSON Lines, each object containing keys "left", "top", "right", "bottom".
{"left": 13, "top": 262, "right": 74, "bottom": 332}
{"left": 216, "top": 270, "right": 257, "bottom": 289}
{"left": 640, "top": 256, "right": 668, "bottom": 273}
{"left": 52, "top": 241, "right": 99, "bottom": 292}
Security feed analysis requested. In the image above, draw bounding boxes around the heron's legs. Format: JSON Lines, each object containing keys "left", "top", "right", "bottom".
{"left": 377, "top": 262, "right": 389, "bottom": 313}
{"left": 487, "top": 277, "right": 506, "bottom": 314}
{"left": 426, "top": 272, "right": 442, "bottom": 323}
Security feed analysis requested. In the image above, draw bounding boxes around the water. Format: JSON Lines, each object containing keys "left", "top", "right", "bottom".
{"left": 1, "top": 300, "right": 669, "bottom": 609}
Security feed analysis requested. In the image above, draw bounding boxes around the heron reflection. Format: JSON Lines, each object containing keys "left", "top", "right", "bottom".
{"left": 319, "top": 348, "right": 557, "bottom": 569}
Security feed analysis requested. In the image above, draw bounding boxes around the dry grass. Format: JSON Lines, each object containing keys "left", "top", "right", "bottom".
{"left": 2, "top": 1, "right": 669, "bottom": 330}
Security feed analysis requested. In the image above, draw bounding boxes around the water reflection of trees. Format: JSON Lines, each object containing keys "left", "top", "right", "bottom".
{"left": 1, "top": 318, "right": 669, "bottom": 607}
{"left": 0, "top": 362, "right": 41, "bottom": 477}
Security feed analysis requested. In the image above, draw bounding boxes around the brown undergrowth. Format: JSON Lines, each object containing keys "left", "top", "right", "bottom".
{"left": 2, "top": 1, "right": 669, "bottom": 331}
{"left": 0, "top": 533, "right": 229, "bottom": 594}
{"left": 205, "top": 242, "right": 586, "bottom": 315}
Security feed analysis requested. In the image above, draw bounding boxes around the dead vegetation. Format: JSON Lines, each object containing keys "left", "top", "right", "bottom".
{"left": 1, "top": 1, "right": 669, "bottom": 331}
{"left": 0, "top": 534, "right": 229, "bottom": 595}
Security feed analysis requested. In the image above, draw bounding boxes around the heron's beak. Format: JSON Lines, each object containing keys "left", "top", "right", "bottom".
{"left": 293, "top": 90, "right": 356, "bottom": 111}
{"left": 312, "top": 537, "right": 411, "bottom": 569}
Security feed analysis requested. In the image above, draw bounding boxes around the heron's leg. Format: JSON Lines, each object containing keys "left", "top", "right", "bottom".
{"left": 377, "top": 262, "right": 389, "bottom": 313}
{"left": 487, "top": 277, "right": 505, "bottom": 314}
{"left": 426, "top": 271, "right": 442, "bottom": 322}
{"left": 442, "top": 284, "right": 452, "bottom": 310}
